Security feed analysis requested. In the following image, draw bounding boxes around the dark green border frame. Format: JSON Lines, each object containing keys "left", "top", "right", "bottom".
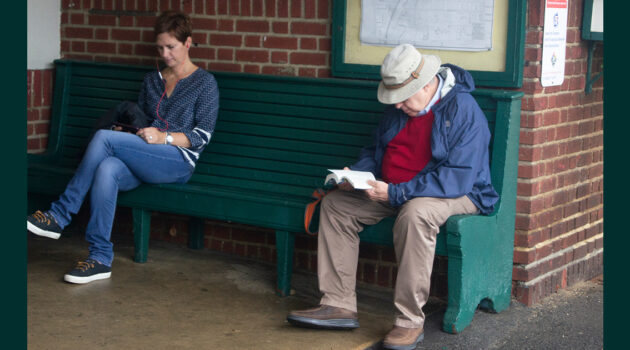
{"left": 331, "top": 0, "right": 527, "bottom": 88}
{"left": 582, "top": 0, "right": 603, "bottom": 41}
{"left": 11, "top": 1, "right": 26, "bottom": 347}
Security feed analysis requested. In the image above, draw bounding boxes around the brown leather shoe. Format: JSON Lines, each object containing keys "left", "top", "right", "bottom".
{"left": 382, "top": 325, "right": 424, "bottom": 350}
{"left": 287, "top": 304, "right": 359, "bottom": 330}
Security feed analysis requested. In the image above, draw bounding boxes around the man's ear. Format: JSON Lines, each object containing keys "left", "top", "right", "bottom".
{"left": 423, "top": 76, "right": 437, "bottom": 91}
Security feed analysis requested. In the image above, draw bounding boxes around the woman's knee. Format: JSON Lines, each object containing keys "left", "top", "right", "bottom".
{"left": 92, "top": 129, "right": 112, "bottom": 143}
{"left": 88, "top": 129, "right": 116, "bottom": 150}
{"left": 94, "top": 157, "right": 140, "bottom": 192}
{"left": 94, "top": 157, "right": 125, "bottom": 183}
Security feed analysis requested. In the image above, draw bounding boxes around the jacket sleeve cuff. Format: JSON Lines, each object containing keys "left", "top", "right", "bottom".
{"left": 387, "top": 183, "right": 405, "bottom": 207}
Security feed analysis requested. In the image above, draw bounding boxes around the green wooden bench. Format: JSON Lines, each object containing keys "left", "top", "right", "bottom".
{"left": 28, "top": 59, "right": 522, "bottom": 334}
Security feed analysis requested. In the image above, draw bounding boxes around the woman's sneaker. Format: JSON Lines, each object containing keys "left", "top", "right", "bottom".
{"left": 27, "top": 210, "right": 62, "bottom": 239}
{"left": 64, "top": 259, "right": 112, "bottom": 284}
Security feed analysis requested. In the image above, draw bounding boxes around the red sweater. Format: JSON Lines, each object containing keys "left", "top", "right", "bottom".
{"left": 381, "top": 110, "right": 435, "bottom": 184}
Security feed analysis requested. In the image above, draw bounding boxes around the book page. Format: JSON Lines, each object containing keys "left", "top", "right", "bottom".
{"left": 325, "top": 169, "right": 376, "bottom": 190}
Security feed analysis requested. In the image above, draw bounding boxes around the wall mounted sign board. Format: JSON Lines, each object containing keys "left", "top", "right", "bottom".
{"left": 582, "top": 0, "right": 603, "bottom": 41}
{"left": 332, "top": 0, "right": 526, "bottom": 88}
{"left": 359, "top": 0, "right": 495, "bottom": 52}
{"left": 541, "top": 0, "right": 568, "bottom": 87}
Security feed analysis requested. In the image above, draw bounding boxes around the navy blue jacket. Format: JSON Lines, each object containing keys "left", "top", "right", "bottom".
{"left": 350, "top": 64, "right": 499, "bottom": 215}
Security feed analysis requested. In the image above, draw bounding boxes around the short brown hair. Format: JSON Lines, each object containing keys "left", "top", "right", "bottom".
{"left": 154, "top": 11, "right": 192, "bottom": 44}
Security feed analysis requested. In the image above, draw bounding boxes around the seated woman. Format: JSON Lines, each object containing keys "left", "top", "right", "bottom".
{"left": 27, "top": 11, "right": 219, "bottom": 284}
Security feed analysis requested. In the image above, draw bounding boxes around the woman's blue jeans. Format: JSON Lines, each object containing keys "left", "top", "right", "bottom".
{"left": 48, "top": 130, "right": 194, "bottom": 267}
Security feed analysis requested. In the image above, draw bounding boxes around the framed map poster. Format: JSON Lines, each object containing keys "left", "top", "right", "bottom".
{"left": 331, "top": 0, "right": 527, "bottom": 88}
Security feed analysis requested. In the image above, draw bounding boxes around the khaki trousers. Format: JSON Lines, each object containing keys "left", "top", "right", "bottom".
{"left": 317, "top": 189, "right": 478, "bottom": 328}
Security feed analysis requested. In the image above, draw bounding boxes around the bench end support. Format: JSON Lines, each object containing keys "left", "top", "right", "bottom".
{"left": 132, "top": 208, "right": 151, "bottom": 263}
{"left": 275, "top": 230, "right": 295, "bottom": 297}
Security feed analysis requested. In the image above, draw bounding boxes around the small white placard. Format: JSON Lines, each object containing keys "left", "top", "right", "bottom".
{"left": 541, "top": 0, "right": 568, "bottom": 87}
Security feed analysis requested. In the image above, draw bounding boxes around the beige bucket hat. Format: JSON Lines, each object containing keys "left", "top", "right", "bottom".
{"left": 377, "top": 44, "right": 442, "bottom": 105}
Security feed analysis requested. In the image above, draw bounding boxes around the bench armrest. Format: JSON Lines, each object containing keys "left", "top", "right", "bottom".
{"left": 445, "top": 213, "right": 498, "bottom": 235}
{"left": 444, "top": 213, "right": 500, "bottom": 257}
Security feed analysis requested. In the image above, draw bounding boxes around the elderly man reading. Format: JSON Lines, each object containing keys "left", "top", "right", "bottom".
{"left": 287, "top": 44, "right": 498, "bottom": 350}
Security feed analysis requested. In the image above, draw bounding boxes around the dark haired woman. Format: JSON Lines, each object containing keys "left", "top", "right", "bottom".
{"left": 27, "top": 11, "right": 219, "bottom": 284}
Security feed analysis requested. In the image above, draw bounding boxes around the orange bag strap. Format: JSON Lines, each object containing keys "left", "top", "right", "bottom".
{"left": 304, "top": 188, "right": 327, "bottom": 236}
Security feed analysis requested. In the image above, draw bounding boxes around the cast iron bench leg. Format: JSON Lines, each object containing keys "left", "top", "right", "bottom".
{"left": 133, "top": 208, "right": 151, "bottom": 263}
{"left": 188, "top": 217, "right": 205, "bottom": 250}
{"left": 275, "top": 230, "right": 295, "bottom": 297}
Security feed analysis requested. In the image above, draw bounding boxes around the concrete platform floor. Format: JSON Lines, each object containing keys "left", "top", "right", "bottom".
{"left": 28, "top": 230, "right": 603, "bottom": 349}
{"left": 28, "top": 231, "right": 403, "bottom": 349}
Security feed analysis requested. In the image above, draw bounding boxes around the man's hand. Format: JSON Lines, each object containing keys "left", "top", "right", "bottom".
{"left": 337, "top": 167, "right": 354, "bottom": 191}
{"left": 365, "top": 180, "right": 389, "bottom": 202}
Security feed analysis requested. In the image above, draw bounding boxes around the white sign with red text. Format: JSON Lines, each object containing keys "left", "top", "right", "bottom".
{"left": 541, "top": 0, "right": 568, "bottom": 87}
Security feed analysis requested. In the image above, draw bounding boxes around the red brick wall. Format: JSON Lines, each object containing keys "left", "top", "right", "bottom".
{"left": 28, "top": 0, "right": 604, "bottom": 305}
{"left": 512, "top": 0, "right": 603, "bottom": 305}
{"left": 59, "top": 0, "right": 331, "bottom": 76}
{"left": 27, "top": 69, "right": 54, "bottom": 153}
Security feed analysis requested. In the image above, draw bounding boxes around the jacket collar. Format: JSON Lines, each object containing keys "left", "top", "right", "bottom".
{"left": 415, "top": 74, "right": 444, "bottom": 116}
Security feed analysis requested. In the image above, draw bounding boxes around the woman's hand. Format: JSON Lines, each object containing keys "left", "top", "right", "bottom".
{"left": 137, "top": 127, "right": 163, "bottom": 144}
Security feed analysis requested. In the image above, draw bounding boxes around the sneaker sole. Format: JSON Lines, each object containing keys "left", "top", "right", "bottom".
{"left": 27, "top": 221, "right": 61, "bottom": 240}
{"left": 382, "top": 332, "right": 424, "bottom": 350}
{"left": 287, "top": 315, "right": 359, "bottom": 330}
{"left": 63, "top": 272, "right": 111, "bottom": 284}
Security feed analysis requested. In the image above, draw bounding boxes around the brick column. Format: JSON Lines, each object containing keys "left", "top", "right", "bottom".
{"left": 512, "top": 0, "right": 603, "bottom": 305}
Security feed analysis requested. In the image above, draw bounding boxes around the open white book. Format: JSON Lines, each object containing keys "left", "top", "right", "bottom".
{"left": 324, "top": 169, "right": 375, "bottom": 190}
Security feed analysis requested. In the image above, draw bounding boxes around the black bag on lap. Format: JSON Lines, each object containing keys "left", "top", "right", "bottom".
{"left": 93, "top": 101, "right": 152, "bottom": 134}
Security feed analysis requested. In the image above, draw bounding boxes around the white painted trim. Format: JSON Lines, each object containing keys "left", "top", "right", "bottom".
{"left": 27, "top": 0, "right": 61, "bottom": 69}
